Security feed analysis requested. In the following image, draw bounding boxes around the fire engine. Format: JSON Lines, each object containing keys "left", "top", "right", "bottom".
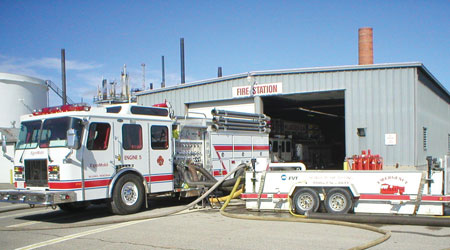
{"left": 0, "top": 103, "right": 270, "bottom": 214}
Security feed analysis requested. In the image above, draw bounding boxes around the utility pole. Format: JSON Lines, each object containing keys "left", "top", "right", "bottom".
{"left": 61, "top": 49, "right": 67, "bottom": 105}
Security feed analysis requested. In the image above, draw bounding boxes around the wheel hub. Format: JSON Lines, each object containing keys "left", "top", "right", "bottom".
{"left": 298, "top": 194, "right": 314, "bottom": 210}
{"left": 121, "top": 182, "right": 138, "bottom": 206}
{"left": 330, "top": 194, "right": 346, "bottom": 211}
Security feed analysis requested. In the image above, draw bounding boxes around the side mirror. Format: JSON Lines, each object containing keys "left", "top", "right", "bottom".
{"left": 2, "top": 134, "right": 6, "bottom": 153}
{"left": 67, "top": 129, "right": 79, "bottom": 149}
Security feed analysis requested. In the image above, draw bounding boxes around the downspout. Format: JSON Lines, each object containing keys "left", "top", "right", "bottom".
{"left": 414, "top": 68, "right": 418, "bottom": 168}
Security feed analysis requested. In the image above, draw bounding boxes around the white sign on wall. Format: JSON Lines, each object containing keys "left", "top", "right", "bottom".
{"left": 385, "top": 133, "right": 397, "bottom": 146}
{"left": 232, "top": 82, "right": 282, "bottom": 98}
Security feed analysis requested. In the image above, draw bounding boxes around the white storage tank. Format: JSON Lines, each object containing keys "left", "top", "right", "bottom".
{"left": 0, "top": 73, "right": 48, "bottom": 128}
{"left": 0, "top": 73, "right": 48, "bottom": 183}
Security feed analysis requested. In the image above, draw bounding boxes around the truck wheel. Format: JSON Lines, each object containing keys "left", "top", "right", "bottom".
{"left": 108, "top": 174, "right": 144, "bottom": 215}
{"left": 58, "top": 202, "right": 90, "bottom": 212}
{"left": 292, "top": 188, "right": 320, "bottom": 215}
{"left": 324, "top": 188, "right": 353, "bottom": 214}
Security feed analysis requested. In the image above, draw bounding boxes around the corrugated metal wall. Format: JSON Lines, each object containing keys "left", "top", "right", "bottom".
{"left": 415, "top": 70, "right": 450, "bottom": 168}
{"left": 138, "top": 65, "right": 449, "bottom": 167}
{"left": 344, "top": 68, "right": 415, "bottom": 167}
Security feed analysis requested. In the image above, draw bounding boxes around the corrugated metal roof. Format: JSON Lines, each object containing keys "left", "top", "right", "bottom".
{"left": 136, "top": 62, "right": 449, "bottom": 99}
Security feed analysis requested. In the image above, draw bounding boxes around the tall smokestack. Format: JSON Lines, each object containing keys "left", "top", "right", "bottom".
{"left": 102, "top": 79, "right": 107, "bottom": 100}
{"left": 161, "top": 55, "right": 165, "bottom": 88}
{"left": 61, "top": 49, "right": 67, "bottom": 105}
{"left": 358, "top": 27, "right": 373, "bottom": 65}
{"left": 141, "top": 63, "right": 146, "bottom": 90}
{"left": 180, "top": 38, "right": 185, "bottom": 84}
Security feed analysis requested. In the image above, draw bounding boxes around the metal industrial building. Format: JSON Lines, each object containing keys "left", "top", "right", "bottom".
{"left": 137, "top": 62, "right": 450, "bottom": 170}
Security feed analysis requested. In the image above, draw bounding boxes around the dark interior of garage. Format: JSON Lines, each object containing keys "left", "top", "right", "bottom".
{"left": 262, "top": 91, "right": 345, "bottom": 170}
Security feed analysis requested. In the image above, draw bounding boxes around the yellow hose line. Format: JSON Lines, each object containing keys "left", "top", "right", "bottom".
{"left": 209, "top": 188, "right": 243, "bottom": 203}
{"left": 220, "top": 176, "right": 243, "bottom": 212}
{"left": 220, "top": 179, "right": 391, "bottom": 250}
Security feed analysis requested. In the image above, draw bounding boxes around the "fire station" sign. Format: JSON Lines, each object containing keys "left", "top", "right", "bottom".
{"left": 232, "top": 82, "right": 282, "bottom": 98}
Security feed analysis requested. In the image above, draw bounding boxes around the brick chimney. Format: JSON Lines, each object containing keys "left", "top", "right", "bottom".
{"left": 358, "top": 27, "right": 373, "bottom": 65}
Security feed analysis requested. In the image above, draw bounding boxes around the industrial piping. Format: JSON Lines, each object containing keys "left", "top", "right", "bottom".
{"left": 211, "top": 108, "right": 268, "bottom": 120}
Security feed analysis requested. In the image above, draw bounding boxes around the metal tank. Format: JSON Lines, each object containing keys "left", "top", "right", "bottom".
{"left": 0, "top": 73, "right": 48, "bottom": 128}
{"left": 0, "top": 73, "right": 48, "bottom": 183}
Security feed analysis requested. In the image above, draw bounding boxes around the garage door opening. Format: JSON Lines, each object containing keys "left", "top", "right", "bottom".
{"left": 263, "top": 91, "right": 345, "bottom": 170}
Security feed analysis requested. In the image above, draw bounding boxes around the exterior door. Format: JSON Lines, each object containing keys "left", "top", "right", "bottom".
{"left": 82, "top": 120, "right": 115, "bottom": 200}
{"left": 148, "top": 124, "right": 173, "bottom": 193}
{"left": 114, "top": 120, "right": 149, "bottom": 182}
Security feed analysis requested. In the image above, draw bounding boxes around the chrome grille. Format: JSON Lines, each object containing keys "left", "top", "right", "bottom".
{"left": 25, "top": 159, "right": 48, "bottom": 187}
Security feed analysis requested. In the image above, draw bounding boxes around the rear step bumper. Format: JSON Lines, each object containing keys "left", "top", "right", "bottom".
{"left": 0, "top": 189, "right": 77, "bottom": 205}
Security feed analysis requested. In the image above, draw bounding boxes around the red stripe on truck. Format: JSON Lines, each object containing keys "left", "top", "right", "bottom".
{"left": 214, "top": 145, "right": 232, "bottom": 151}
{"left": 150, "top": 174, "right": 174, "bottom": 182}
{"left": 241, "top": 193, "right": 288, "bottom": 199}
{"left": 253, "top": 145, "right": 269, "bottom": 150}
{"left": 48, "top": 179, "right": 112, "bottom": 189}
{"left": 359, "top": 194, "right": 411, "bottom": 200}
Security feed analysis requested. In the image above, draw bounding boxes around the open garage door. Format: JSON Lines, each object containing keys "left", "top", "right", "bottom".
{"left": 263, "top": 91, "right": 345, "bottom": 170}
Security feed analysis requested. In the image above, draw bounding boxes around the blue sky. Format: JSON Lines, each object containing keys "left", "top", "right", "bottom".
{"left": 1, "top": 1, "right": 449, "bottom": 105}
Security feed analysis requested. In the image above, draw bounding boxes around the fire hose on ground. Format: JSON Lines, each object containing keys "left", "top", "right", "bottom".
{"left": 219, "top": 175, "right": 391, "bottom": 250}
{"left": 0, "top": 163, "right": 249, "bottom": 231}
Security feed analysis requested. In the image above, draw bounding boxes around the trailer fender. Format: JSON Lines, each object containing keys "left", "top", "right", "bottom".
{"left": 108, "top": 168, "right": 149, "bottom": 198}
{"left": 288, "top": 183, "right": 360, "bottom": 200}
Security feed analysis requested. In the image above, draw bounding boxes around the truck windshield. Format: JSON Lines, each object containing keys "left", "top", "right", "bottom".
{"left": 16, "top": 117, "right": 84, "bottom": 149}
{"left": 16, "top": 121, "right": 42, "bottom": 149}
{"left": 40, "top": 117, "right": 83, "bottom": 148}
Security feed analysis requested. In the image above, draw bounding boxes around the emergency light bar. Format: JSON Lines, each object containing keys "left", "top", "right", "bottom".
{"left": 33, "top": 104, "right": 91, "bottom": 116}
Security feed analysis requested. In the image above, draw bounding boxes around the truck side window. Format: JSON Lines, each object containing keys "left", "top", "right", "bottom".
{"left": 87, "top": 123, "right": 111, "bottom": 150}
{"left": 151, "top": 126, "right": 168, "bottom": 149}
{"left": 122, "top": 124, "right": 142, "bottom": 150}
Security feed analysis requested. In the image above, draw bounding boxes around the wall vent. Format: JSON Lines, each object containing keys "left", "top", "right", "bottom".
{"left": 423, "top": 127, "right": 428, "bottom": 151}
{"left": 448, "top": 133, "right": 450, "bottom": 153}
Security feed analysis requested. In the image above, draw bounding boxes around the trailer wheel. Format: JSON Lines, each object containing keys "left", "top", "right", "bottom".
{"left": 108, "top": 174, "right": 144, "bottom": 215}
{"left": 324, "top": 188, "right": 353, "bottom": 214}
{"left": 292, "top": 188, "right": 320, "bottom": 215}
{"left": 58, "top": 202, "right": 90, "bottom": 212}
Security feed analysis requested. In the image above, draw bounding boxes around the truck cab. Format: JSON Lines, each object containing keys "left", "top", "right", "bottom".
{"left": 1, "top": 103, "right": 174, "bottom": 214}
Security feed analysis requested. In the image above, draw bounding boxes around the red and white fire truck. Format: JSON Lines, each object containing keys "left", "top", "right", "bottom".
{"left": 0, "top": 103, "right": 270, "bottom": 214}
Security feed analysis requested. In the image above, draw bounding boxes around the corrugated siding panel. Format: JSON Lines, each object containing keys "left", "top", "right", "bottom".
{"left": 345, "top": 68, "right": 415, "bottom": 166}
{"left": 416, "top": 69, "right": 450, "bottom": 167}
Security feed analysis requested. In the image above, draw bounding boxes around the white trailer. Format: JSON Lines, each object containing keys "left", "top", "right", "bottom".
{"left": 243, "top": 155, "right": 450, "bottom": 216}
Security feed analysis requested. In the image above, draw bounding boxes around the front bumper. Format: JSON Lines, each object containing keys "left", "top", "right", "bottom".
{"left": 0, "top": 189, "right": 77, "bottom": 205}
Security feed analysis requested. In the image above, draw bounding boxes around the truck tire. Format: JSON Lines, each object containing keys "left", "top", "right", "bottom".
{"left": 292, "top": 188, "right": 320, "bottom": 215}
{"left": 58, "top": 201, "right": 90, "bottom": 212}
{"left": 324, "top": 188, "right": 353, "bottom": 214}
{"left": 108, "top": 174, "right": 144, "bottom": 215}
